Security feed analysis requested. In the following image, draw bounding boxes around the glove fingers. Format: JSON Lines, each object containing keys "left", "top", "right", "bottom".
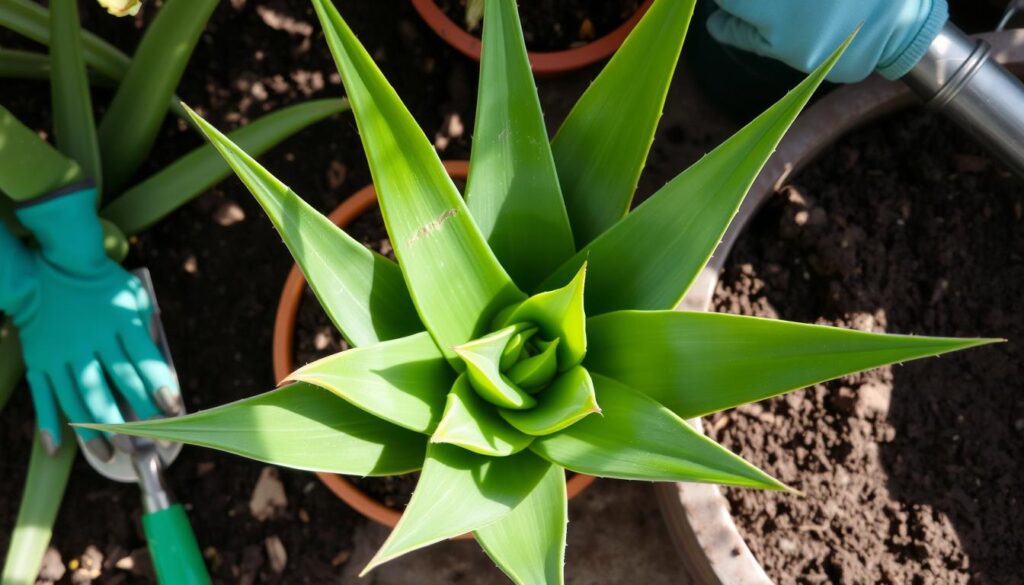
{"left": 119, "top": 327, "right": 182, "bottom": 415}
{"left": 706, "top": 10, "right": 773, "bottom": 57}
{"left": 49, "top": 367, "right": 102, "bottom": 443}
{"left": 100, "top": 345, "right": 161, "bottom": 420}
{"left": 72, "top": 356, "right": 125, "bottom": 427}
{"left": 26, "top": 370, "right": 62, "bottom": 454}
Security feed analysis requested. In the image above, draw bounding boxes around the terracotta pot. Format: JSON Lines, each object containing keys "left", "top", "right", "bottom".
{"left": 409, "top": 0, "right": 655, "bottom": 76}
{"left": 658, "top": 30, "right": 1024, "bottom": 584}
{"left": 273, "top": 159, "right": 596, "bottom": 530}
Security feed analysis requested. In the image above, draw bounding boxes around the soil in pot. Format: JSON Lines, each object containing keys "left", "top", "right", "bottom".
{"left": 709, "top": 111, "right": 1023, "bottom": 584}
{"left": 437, "top": 0, "right": 640, "bottom": 52}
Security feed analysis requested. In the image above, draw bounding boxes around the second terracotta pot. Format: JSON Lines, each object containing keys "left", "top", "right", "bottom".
{"left": 272, "top": 160, "right": 596, "bottom": 531}
{"left": 409, "top": 0, "right": 654, "bottom": 76}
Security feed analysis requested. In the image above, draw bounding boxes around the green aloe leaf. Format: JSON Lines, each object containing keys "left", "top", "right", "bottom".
{"left": 476, "top": 461, "right": 567, "bottom": 585}
{"left": 500, "top": 327, "right": 535, "bottom": 370}
{"left": 531, "top": 375, "right": 787, "bottom": 490}
{"left": 497, "top": 263, "right": 587, "bottom": 368}
{"left": 103, "top": 98, "right": 350, "bottom": 236}
{"left": 586, "top": 310, "right": 999, "bottom": 419}
{"left": 97, "top": 0, "right": 219, "bottom": 192}
{"left": 0, "top": 428, "right": 76, "bottom": 585}
{"left": 0, "top": 104, "right": 83, "bottom": 201}
{"left": 454, "top": 326, "right": 536, "bottom": 410}
{"left": 48, "top": 0, "right": 101, "bottom": 190}
{"left": 0, "top": 318, "right": 22, "bottom": 413}
{"left": 0, "top": 49, "right": 62, "bottom": 82}
{"left": 550, "top": 0, "right": 695, "bottom": 247}
{"left": 312, "top": 0, "right": 525, "bottom": 359}
{"left": 288, "top": 332, "right": 452, "bottom": 434}
{"left": 542, "top": 35, "right": 851, "bottom": 314}
{"left": 0, "top": 0, "right": 128, "bottom": 82}
{"left": 182, "top": 104, "right": 421, "bottom": 347}
{"left": 464, "top": 0, "right": 574, "bottom": 290}
{"left": 431, "top": 374, "right": 533, "bottom": 456}
{"left": 500, "top": 366, "right": 600, "bottom": 436}
{"left": 506, "top": 337, "right": 558, "bottom": 390}
{"left": 84, "top": 383, "right": 427, "bottom": 476}
{"left": 362, "top": 444, "right": 550, "bottom": 574}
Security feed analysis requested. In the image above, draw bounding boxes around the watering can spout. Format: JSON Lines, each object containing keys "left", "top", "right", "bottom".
{"left": 903, "top": 23, "right": 1024, "bottom": 177}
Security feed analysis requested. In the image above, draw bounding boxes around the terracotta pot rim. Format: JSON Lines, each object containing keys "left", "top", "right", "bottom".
{"left": 272, "top": 159, "right": 596, "bottom": 531}
{"left": 409, "top": 0, "right": 655, "bottom": 76}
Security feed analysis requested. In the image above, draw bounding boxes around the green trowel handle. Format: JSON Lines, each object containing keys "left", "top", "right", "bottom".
{"left": 142, "top": 504, "right": 212, "bottom": 585}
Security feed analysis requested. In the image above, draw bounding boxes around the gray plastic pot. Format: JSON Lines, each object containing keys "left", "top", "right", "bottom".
{"left": 659, "top": 29, "right": 1024, "bottom": 585}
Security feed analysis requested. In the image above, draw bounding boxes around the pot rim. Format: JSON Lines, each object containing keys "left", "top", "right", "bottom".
{"left": 660, "top": 28, "right": 1024, "bottom": 585}
{"left": 408, "top": 0, "right": 655, "bottom": 76}
{"left": 272, "top": 159, "right": 596, "bottom": 530}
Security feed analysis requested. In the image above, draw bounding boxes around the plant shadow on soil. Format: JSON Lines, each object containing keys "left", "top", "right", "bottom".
{"left": 712, "top": 110, "right": 1023, "bottom": 584}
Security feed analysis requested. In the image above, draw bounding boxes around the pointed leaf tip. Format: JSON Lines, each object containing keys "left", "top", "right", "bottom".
{"left": 361, "top": 445, "right": 550, "bottom": 573}
{"left": 585, "top": 311, "right": 1002, "bottom": 420}
{"left": 312, "top": 0, "right": 525, "bottom": 357}
{"left": 183, "top": 103, "right": 421, "bottom": 346}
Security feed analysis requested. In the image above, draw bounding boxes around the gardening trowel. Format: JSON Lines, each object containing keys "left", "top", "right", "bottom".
{"left": 77, "top": 268, "right": 211, "bottom": 585}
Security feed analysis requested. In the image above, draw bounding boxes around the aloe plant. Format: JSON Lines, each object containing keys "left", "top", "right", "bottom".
{"left": 0, "top": 1, "right": 348, "bottom": 581}
{"left": 90, "top": 0, "right": 995, "bottom": 582}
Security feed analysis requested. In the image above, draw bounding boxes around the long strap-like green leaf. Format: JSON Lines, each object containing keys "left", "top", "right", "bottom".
{"left": 182, "top": 103, "right": 422, "bottom": 347}
{"left": 48, "top": 0, "right": 102, "bottom": 191}
{"left": 0, "top": 430, "right": 76, "bottom": 585}
{"left": 585, "top": 310, "right": 998, "bottom": 419}
{"left": 312, "top": 0, "right": 524, "bottom": 360}
{"left": 541, "top": 35, "right": 850, "bottom": 314}
{"left": 83, "top": 383, "right": 429, "bottom": 476}
{"left": 97, "top": 0, "right": 218, "bottom": 193}
{"left": 103, "top": 99, "right": 351, "bottom": 236}
{"left": 0, "top": 104, "right": 83, "bottom": 201}
{"left": 464, "top": 0, "right": 575, "bottom": 291}
{"left": 550, "top": 0, "right": 694, "bottom": 248}
{"left": 0, "top": 49, "right": 54, "bottom": 80}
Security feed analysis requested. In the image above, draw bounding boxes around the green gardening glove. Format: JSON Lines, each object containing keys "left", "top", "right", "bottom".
{"left": 0, "top": 182, "right": 181, "bottom": 459}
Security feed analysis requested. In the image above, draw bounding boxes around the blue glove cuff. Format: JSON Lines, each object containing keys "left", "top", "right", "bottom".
{"left": 877, "top": 0, "right": 948, "bottom": 80}
{"left": 14, "top": 180, "right": 107, "bottom": 273}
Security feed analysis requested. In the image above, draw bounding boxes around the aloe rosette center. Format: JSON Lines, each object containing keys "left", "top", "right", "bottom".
{"left": 433, "top": 266, "right": 599, "bottom": 454}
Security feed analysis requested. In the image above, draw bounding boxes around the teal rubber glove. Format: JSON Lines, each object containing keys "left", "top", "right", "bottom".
{"left": 706, "top": 0, "right": 948, "bottom": 83}
{"left": 0, "top": 183, "right": 181, "bottom": 459}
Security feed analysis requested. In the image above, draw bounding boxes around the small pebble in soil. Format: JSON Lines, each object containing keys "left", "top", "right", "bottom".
{"left": 249, "top": 466, "right": 288, "bottom": 521}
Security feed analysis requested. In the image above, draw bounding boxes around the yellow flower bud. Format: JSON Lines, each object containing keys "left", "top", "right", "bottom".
{"left": 97, "top": 0, "right": 142, "bottom": 17}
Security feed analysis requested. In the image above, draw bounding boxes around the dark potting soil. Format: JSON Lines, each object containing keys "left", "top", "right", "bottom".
{"left": 710, "top": 111, "right": 1023, "bottom": 584}
{"left": 437, "top": 0, "right": 640, "bottom": 52}
{"left": 0, "top": 2, "right": 476, "bottom": 583}
{"left": 348, "top": 474, "right": 420, "bottom": 511}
